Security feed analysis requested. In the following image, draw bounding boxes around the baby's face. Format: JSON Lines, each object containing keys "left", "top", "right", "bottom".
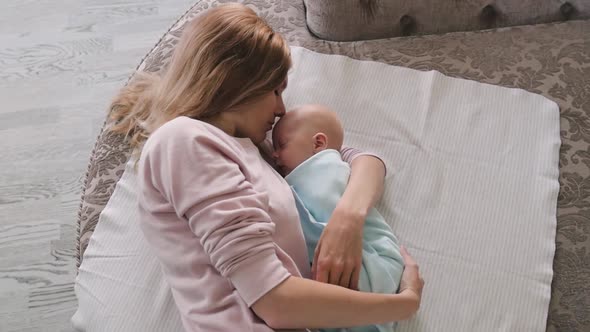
{"left": 272, "top": 117, "right": 315, "bottom": 176}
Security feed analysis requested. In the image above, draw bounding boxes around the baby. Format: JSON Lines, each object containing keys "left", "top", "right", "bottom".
{"left": 272, "top": 104, "right": 405, "bottom": 332}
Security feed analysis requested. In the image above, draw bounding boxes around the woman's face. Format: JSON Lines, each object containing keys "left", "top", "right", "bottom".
{"left": 234, "top": 79, "right": 288, "bottom": 144}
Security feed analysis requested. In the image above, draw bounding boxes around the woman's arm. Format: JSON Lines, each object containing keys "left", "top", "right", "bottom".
{"left": 254, "top": 246, "right": 423, "bottom": 330}
{"left": 339, "top": 153, "right": 386, "bottom": 218}
{"left": 141, "top": 121, "right": 293, "bottom": 307}
{"left": 312, "top": 152, "right": 387, "bottom": 289}
{"left": 255, "top": 277, "right": 416, "bottom": 329}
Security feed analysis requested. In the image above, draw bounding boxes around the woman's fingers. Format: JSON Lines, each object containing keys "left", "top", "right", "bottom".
{"left": 311, "top": 245, "right": 320, "bottom": 280}
{"left": 328, "top": 271, "right": 341, "bottom": 285}
{"left": 315, "top": 257, "right": 357, "bottom": 290}
{"left": 339, "top": 265, "right": 353, "bottom": 289}
{"left": 327, "top": 259, "right": 344, "bottom": 285}
{"left": 350, "top": 267, "right": 360, "bottom": 291}
{"left": 400, "top": 245, "right": 417, "bottom": 267}
{"left": 315, "top": 266, "right": 329, "bottom": 284}
{"left": 399, "top": 245, "right": 424, "bottom": 297}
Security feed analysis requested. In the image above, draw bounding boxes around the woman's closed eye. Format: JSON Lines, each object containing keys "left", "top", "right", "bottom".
{"left": 273, "top": 140, "right": 283, "bottom": 151}
{"left": 274, "top": 80, "right": 288, "bottom": 96}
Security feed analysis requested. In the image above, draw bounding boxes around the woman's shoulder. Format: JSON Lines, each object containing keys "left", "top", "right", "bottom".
{"left": 143, "top": 116, "right": 253, "bottom": 161}
{"left": 153, "top": 116, "right": 216, "bottom": 139}
{"left": 147, "top": 116, "right": 228, "bottom": 147}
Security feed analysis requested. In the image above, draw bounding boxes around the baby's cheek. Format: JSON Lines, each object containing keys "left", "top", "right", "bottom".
{"left": 293, "top": 154, "right": 307, "bottom": 169}
{"left": 286, "top": 156, "right": 299, "bottom": 170}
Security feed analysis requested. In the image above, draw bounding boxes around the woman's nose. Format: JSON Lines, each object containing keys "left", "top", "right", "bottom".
{"left": 275, "top": 98, "right": 286, "bottom": 117}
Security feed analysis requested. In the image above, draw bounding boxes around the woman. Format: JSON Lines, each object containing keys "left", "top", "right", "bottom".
{"left": 110, "top": 3, "right": 423, "bottom": 331}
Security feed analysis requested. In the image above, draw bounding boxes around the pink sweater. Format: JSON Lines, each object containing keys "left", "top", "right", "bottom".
{"left": 137, "top": 116, "right": 381, "bottom": 331}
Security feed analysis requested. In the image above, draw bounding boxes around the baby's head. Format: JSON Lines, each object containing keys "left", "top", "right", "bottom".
{"left": 272, "top": 104, "right": 343, "bottom": 176}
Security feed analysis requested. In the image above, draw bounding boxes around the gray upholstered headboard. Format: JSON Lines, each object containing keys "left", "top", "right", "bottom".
{"left": 304, "top": 0, "right": 589, "bottom": 41}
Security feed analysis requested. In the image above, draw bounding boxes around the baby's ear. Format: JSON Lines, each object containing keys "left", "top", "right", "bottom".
{"left": 313, "top": 133, "right": 328, "bottom": 152}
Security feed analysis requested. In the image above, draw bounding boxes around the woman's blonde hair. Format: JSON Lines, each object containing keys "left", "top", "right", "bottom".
{"left": 109, "top": 3, "right": 291, "bottom": 152}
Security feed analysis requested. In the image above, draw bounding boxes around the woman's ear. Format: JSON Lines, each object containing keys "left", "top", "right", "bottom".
{"left": 313, "top": 133, "right": 328, "bottom": 152}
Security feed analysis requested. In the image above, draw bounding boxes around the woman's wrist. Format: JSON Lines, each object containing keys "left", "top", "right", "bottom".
{"left": 334, "top": 198, "right": 368, "bottom": 224}
{"left": 399, "top": 288, "right": 420, "bottom": 303}
{"left": 389, "top": 290, "right": 420, "bottom": 320}
{"left": 331, "top": 205, "right": 367, "bottom": 231}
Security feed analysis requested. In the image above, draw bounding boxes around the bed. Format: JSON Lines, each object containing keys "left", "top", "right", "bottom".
{"left": 75, "top": 1, "right": 590, "bottom": 330}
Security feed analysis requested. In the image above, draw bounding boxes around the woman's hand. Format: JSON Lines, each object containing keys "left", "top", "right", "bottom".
{"left": 311, "top": 154, "right": 386, "bottom": 290}
{"left": 399, "top": 246, "right": 424, "bottom": 303}
{"left": 312, "top": 207, "right": 364, "bottom": 290}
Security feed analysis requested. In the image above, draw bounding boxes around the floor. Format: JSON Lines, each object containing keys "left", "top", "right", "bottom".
{"left": 0, "top": 1, "right": 196, "bottom": 330}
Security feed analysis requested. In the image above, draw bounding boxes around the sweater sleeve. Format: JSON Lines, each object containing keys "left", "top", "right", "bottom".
{"left": 140, "top": 124, "right": 291, "bottom": 306}
{"left": 340, "top": 146, "right": 387, "bottom": 176}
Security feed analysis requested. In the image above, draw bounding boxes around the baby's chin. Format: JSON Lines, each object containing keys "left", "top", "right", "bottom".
{"left": 277, "top": 165, "right": 291, "bottom": 177}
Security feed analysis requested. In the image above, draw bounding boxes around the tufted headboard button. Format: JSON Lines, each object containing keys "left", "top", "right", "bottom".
{"left": 400, "top": 15, "right": 416, "bottom": 36}
{"left": 560, "top": 2, "right": 575, "bottom": 20}
{"left": 480, "top": 4, "right": 497, "bottom": 27}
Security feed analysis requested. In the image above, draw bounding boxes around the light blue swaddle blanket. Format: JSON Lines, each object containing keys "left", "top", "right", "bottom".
{"left": 285, "top": 149, "right": 404, "bottom": 332}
